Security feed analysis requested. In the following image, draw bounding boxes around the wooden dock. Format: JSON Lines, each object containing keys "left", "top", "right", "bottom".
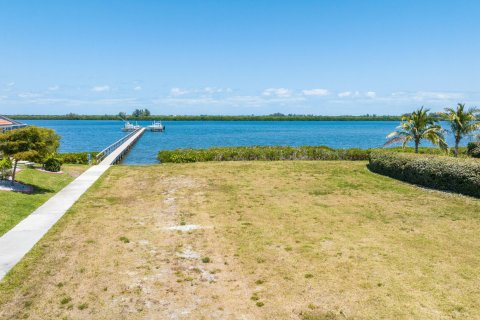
{"left": 96, "top": 128, "right": 145, "bottom": 165}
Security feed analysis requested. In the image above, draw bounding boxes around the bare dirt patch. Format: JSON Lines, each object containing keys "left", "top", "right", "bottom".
{"left": 0, "top": 167, "right": 258, "bottom": 319}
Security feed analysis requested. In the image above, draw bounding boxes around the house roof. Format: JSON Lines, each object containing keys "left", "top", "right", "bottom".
{"left": 0, "top": 118, "right": 13, "bottom": 126}
{"left": 0, "top": 116, "right": 26, "bottom": 129}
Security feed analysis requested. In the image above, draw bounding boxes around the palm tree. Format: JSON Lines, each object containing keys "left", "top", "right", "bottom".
{"left": 443, "top": 103, "right": 480, "bottom": 157}
{"left": 385, "top": 107, "right": 448, "bottom": 153}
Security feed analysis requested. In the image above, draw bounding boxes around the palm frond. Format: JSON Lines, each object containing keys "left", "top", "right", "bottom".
{"left": 384, "top": 136, "right": 408, "bottom": 147}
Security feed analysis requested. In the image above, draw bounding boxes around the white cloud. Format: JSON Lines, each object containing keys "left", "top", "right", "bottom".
{"left": 170, "top": 87, "right": 189, "bottom": 97}
{"left": 262, "top": 88, "right": 292, "bottom": 98}
{"left": 170, "top": 87, "right": 232, "bottom": 97}
{"left": 383, "top": 91, "right": 465, "bottom": 103}
{"left": 2, "top": 82, "right": 15, "bottom": 92}
{"left": 95, "top": 98, "right": 137, "bottom": 105}
{"left": 338, "top": 91, "right": 351, "bottom": 97}
{"left": 204, "top": 87, "right": 227, "bottom": 94}
{"left": 17, "top": 92, "right": 43, "bottom": 99}
{"left": 6, "top": 97, "right": 138, "bottom": 106}
{"left": 92, "top": 85, "right": 110, "bottom": 92}
{"left": 413, "top": 91, "right": 464, "bottom": 101}
{"left": 366, "top": 91, "right": 376, "bottom": 98}
{"left": 155, "top": 91, "right": 306, "bottom": 107}
{"left": 48, "top": 85, "right": 59, "bottom": 91}
{"left": 302, "top": 88, "right": 330, "bottom": 96}
{"left": 133, "top": 85, "right": 142, "bottom": 91}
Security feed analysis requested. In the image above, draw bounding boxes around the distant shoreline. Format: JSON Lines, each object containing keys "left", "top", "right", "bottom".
{"left": 9, "top": 114, "right": 407, "bottom": 121}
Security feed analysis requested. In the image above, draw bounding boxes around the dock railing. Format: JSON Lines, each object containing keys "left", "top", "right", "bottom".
{"left": 95, "top": 129, "right": 141, "bottom": 164}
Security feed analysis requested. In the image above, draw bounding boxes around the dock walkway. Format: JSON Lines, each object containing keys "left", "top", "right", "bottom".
{"left": 0, "top": 128, "right": 145, "bottom": 279}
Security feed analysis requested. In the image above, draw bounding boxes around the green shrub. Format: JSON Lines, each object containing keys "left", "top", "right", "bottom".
{"left": 43, "top": 157, "right": 62, "bottom": 172}
{"left": 0, "top": 157, "right": 12, "bottom": 180}
{"left": 57, "top": 152, "right": 98, "bottom": 164}
{"left": 368, "top": 150, "right": 480, "bottom": 198}
{"left": 158, "top": 146, "right": 370, "bottom": 163}
{"left": 467, "top": 142, "right": 480, "bottom": 158}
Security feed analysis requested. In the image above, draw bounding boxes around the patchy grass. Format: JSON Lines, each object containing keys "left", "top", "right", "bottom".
{"left": 119, "top": 236, "right": 130, "bottom": 243}
{"left": 0, "top": 161, "right": 479, "bottom": 319}
{"left": 0, "top": 165, "right": 87, "bottom": 236}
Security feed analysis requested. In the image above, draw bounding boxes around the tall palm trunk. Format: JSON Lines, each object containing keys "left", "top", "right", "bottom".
{"left": 11, "top": 159, "right": 17, "bottom": 185}
{"left": 415, "top": 137, "right": 420, "bottom": 153}
{"left": 454, "top": 135, "right": 461, "bottom": 157}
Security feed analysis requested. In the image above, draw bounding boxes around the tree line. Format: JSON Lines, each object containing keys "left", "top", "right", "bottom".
{"left": 10, "top": 113, "right": 407, "bottom": 121}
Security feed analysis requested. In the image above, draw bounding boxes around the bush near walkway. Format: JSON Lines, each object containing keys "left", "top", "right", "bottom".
{"left": 57, "top": 152, "right": 98, "bottom": 165}
{"left": 368, "top": 150, "right": 480, "bottom": 198}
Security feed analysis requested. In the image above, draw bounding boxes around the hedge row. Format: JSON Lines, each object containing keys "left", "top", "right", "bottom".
{"left": 368, "top": 150, "right": 480, "bottom": 198}
{"left": 387, "top": 146, "right": 468, "bottom": 156}
{"left": 158, "top": 146, "right": 370, "bottom": 163}
{"left": 468, "top": 142, "right": 480, "bottom": 158}
{"left": 57, "top": 152, "right": 98, "bottom": 164}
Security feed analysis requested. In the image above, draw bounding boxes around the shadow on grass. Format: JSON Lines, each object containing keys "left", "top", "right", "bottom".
{"left": 1, "top": 180, "right": 54, "bottom": 195}
{"left": 29, "top": 184, "right": 55, "bottom": 194}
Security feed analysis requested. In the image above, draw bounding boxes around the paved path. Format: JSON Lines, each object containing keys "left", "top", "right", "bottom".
{"left": 0, "top": 128, "right": 145, "bottom": 280}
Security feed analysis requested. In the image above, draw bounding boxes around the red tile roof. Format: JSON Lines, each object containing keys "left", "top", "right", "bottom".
{"left": 0, "top": 119, "right": 13, "bottom": 126}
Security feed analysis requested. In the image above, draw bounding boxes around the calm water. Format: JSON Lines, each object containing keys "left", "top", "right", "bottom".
{"left": 21, "top": 120, "right": 464, "bottom": 164}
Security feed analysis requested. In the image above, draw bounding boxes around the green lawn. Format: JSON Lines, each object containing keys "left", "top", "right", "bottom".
{"left": 0, "top": 165, "right": 87, "bottom": 236}
{"left": 0, "top": 161, "right": 479, "bottom": 319}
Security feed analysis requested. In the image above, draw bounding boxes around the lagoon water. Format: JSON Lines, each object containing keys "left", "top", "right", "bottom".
{"left": 21, "top": 120, "right": 463, "bottom": 164}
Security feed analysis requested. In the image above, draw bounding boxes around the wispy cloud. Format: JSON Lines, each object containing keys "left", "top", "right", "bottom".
{"left": 17, "top": 92, "right": 43, "bottom": 99}
{"left": 411, "top": 91, "right": 464, "bottom": 101}
{"left": 6, "top": 97, "right": 138, "bottom": 106}
{"left": 2, "top": 82, "right": 15, "bottom": 92}
{"left": 262, "top": 88, "right": 292, "bottom": 98}
{"left": 92, "top": 85, "right": 110, "bottom": 92}
{"left": 338, "top": 91, "right": 352, "bottom": 97}
{"left": 204, "top": 87, "right": 232, "bottom": 94}
{"left": 169, "top": 87, "right": 232, "bottom": 97}
{"left": 170, "top": 87, "right": 189, "bottom": 97}
{"left": 302, "top": 88, "right": 329, "bottom": 96}
{"left": 337, "top": 91, "right": 376, "bottom": 99}
{"left": 156, "top": 88, "right": 305, "bottom": 107}
{"left": 3, "top": 83, "right": 478, "bottom": 114}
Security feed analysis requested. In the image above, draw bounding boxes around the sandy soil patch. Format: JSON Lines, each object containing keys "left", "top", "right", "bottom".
{"left": 0, "top": 167, "right": 259, "bottom": 319}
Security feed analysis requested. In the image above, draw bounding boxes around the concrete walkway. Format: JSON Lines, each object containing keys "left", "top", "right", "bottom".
{"left": 0, "top": 165, "right": 109, "bottom": 279}
{"left": 0, "top": 128, "right": 146, "bottom": 280}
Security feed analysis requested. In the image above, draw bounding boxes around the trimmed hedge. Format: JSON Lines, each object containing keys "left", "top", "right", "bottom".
{"left": 158, "top": 146, "right": 370, "bottom": 163}
{"left": 387, "top": 146, "right": 468, "bottom": 156}
{"left": 43, "top": 157, "right": 62, "bottom": 172}
{"left": 467, "top": 142, "right": 480, "bottom": 158}
{"left": 57, "top": 152, "right": 98, "bottom": 164}
{"left": 368, "top": 150, "right": 480, "bottom": 198}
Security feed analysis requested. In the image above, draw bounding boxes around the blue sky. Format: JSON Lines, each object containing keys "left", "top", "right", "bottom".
{"left": 1, "top": 0, "right": 479, "bottom": 115}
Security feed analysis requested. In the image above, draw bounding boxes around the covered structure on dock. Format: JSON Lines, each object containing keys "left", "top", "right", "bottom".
{"left": 0, "top": 116, "right": 27, "bottom": 133}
